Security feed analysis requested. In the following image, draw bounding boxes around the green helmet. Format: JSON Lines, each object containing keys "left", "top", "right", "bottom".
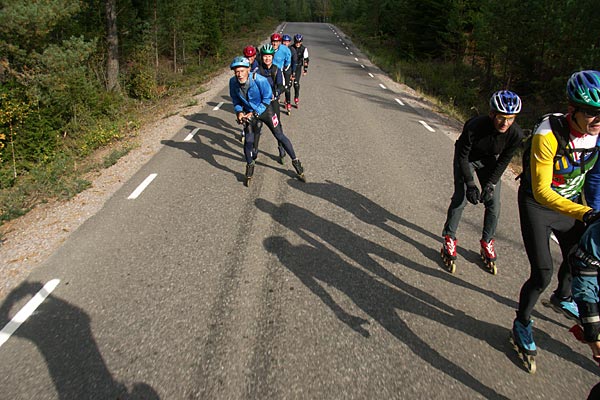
{"left": 567, "top": 70, "right": 600, "bottom": 108}
{"left": 260, "top": 44, "right": 275, "bottom": 55}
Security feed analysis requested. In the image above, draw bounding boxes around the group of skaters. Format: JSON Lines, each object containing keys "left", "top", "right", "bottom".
{"left": 439, "top": 70, "right": 600, "bottom": 380}
{"left": 228, "top": 32, "right": 309, "bottom": 186}
{"left": 230, "top": 29, "right": 600, "bottom": 384}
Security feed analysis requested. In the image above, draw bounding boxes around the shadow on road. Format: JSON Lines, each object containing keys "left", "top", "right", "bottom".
{"left": 256, "top": 198, "right": 598, "bottom": 397}
{"left": 0, "top": 281, "right": 159, "bottom": 399}
{"left": 286, "top": 179, "right": 519, "bottom": 309}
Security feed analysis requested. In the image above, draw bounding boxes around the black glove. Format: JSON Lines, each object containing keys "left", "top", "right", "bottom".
{"left": 466, "top": 184, "right": 480, "bottom": 205}
{"left": 583, "top": 209, "right": 600, "bottom": 225}
{"left": 480, "top": 182, "right": 495, "bottom": 203}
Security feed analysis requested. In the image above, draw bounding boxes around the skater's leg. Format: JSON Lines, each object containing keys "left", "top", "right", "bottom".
{"left": 243, "top": 123, "right": 257, "bottom": 164}
{"left": 516, "top": 189, "right": 557, "bottom": 323}
{"left": 258, "top": 106, "right": 297, "bottom": 160}
{"left": 293, "top": 73, "right": 301, "bottom": 100}
{"left": 481, "top": 179, "right": 501, "bottom": 243}
{"left": 441, "top": 158, "right": 471, "bottom": 238}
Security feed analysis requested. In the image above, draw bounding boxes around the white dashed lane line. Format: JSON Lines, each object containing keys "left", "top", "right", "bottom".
{"left": 368, "top": 73, "right": 374, "bottom": 78}
{"left": 213, "top": 102, "right": 224, "bottom": 111}
{"left": 419, "top": 121, "right": 435, "bottom": 132}
{"left": 361, "top": 65, "right": 365, "bottom": 69}
{"left": 354, "top": 57, "right": 359, "bottom": 61}
{"left": 379, "top": 84, "right": 387, "bottom": 90}
{"left": 0, "top": 279, "right": 61, "bottom": 348}
{"left": 395, "top": 98, "right": 405, "bottom": 106}
{"left": 184, "top": 128, "right": 200, "bottom": 142}
{"left": 127, "top": 174, "right": 158, "bottom": 199}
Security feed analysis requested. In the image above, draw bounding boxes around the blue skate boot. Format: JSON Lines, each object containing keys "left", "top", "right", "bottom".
{"left": 510, "top": 318, "right": 537, "bottom": 373}
{"left": 548, "top": 293, "right": 580, "bottom": 322}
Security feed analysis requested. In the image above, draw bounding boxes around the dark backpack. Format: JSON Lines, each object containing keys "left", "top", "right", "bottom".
{"left": 518, "top": 113, "right": 599, "bottom": 180}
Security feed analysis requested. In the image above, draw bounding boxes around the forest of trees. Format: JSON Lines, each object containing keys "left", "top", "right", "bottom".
{"left": 1, "top": 0, "right": 600, "bottom": 221}
{"left": 329, "top": 0, "right": 600, "bottom": 118}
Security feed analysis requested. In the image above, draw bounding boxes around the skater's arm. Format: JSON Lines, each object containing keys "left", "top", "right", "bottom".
{"left": 585, "top": 158, "right": 600, "bottom": 210}
{"left": 530, "top": 133, "right": 591, "bottom": 220}
{"left": 455, "top": 127, "right": 476, "bottom": 185}
{"left": 488, "top": 125, "right": 524, "bottom": 184}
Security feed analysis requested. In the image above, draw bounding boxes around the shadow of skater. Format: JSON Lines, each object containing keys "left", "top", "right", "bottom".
{"left": 256, "top": 200, "right": 599, "bottom": 379}
{"left": 0, "top": 282, "right": 159, "bottom": 400}
{"left": 276, "top": 183, "right": 522, "bottom": 310}
{"left": 264, "top": 235, "right": 511, "bottom": 399}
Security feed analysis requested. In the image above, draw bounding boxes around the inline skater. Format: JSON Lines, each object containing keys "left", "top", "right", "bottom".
{"left": 228, "top": 56, "right": 306, "bottom": 185}
{"left": 511, "top": 70, "right": 600, "bottom": 373}
{"left": 243, "top": 45, "right": 259, "bottom": 73}
{"left": 570, "top": 218, "right": 600, "bottom": 371}
{"left": 281, "top": 34, "right": 297, "bottom": 113}
{"left": 291, "top": 34, "right": 309, "bottom": 109}
{"left": 256, "top": 44, "right": 286, "bottom": 164}
{"left": 441, "top": 91, "right": 524, "bottom": 274}
{"left": 270, "top": 33, "right": 293, "bottom": 115}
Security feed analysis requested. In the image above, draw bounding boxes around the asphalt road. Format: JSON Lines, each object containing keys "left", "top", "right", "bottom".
{"left": 0, "top": 22, "right": 598, "bottom": 399}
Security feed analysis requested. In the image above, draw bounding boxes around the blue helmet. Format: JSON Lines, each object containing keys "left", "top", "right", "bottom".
{"left": 490, "top": 90, "right": 522, "bottom": 114}
{"left": 294, "top": 34, "right": 303, "bottom": 43}
{"left": 567, "top": 70, "right": 600, "bottom": 108}
{"left": 282, "top": 34, "right": 292, "bottom": 42}
{"left": 230, "top": 56, "right": 250, "bottom": 70}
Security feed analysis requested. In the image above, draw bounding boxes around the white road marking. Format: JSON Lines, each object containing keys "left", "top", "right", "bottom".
{"left": 0, "top": 279, "right": 60, "bottom": 348}
{"left": 345, "top": 47, "right": 349, "bottom": 50}
{"left": 395, "top": 98, "right": 405, "bottom": 106}
{"left": 213, "top": 102, "right": 224, "bottom": 111}
{"left": 379, "top": 84, "right": 387, "bottom": 90}
{"left": 184, "top": 128, "right": 200, "bottom": 142}
{"left": 368, "top": 73, "right": 374, "bottom": 78}
{"left": 128, "top": 174, "right": 158, "bottom": 199}
{"left": 361, "top": 65, "right": 365, "bottom": 69}
{"left": 354, "top": 57, "right": 359, "bottom": 61}
{"left": 350, "top": 52, "right": 354, "bottom": 55}
{"left": 419, "top": 121, "right": 435, "bottom": 132}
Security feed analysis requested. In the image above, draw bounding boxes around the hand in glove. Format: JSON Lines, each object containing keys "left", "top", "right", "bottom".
{"left": 583, "top": 209, "right": 600, "bottom": 225}
{"left": 480, "top": 183, "right": 495, "bottom": 203}
{"left": 466, "top": 184, "right": 480, "bottom": 205}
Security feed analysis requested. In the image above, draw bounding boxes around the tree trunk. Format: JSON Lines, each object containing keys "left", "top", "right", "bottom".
{"left": 173, "top": 29, "right": 177, "bottom": 73}
{"left": 105, "top": 0, "right": 120, "bottom": 92}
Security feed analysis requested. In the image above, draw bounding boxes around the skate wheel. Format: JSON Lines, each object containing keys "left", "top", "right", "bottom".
{"left": 510, "top": 333, "right": 536, "bottom": 374}
{"left": 297, "top": 174, "right": 306, "bottom": 183}
{"left": 448, "top": 261, "right": 456, "bottom": 274}
{"left": 489, "top": 262, "right": 497, "bottom": 275}
{"left": 245, "top": 178, "right": 252, "bottom": 187}
{"left": 440, "top": 249, "right": 456, "bottom": 273}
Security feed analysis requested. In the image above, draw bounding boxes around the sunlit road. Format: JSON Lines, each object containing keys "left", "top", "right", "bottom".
{"left": 0, "top": 22, "right": 597, "bottom": 399}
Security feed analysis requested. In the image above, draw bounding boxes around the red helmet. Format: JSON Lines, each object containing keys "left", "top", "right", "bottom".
{"left": 243, "top": 46, "right": 256, "bottom": 57}
{"left": 270, "top": 33, "right": 282, "bottom": 42}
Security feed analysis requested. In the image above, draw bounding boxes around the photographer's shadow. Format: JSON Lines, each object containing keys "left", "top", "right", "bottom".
{"left": 0, "top": 281, "right": 159, "bottom": 400}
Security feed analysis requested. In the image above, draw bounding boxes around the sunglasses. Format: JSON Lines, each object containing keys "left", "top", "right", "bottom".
{"left": 494, "top": 114, "right": 516, "bottom": 123}
{"left": 580, "top": 108, "right": 600, "bottom": 119}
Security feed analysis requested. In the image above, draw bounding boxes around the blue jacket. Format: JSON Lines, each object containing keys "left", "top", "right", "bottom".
{"left": 229, "top": 73, "right": 273, "bottom": 115}
{"left": 273, "top": 45, "right": 291, "bottom": 71}
{"left": 586, "top": 154, "right": 600, "bottom": 210}
{"left": 572, "top": 219, "right": 600, "bottom": 341}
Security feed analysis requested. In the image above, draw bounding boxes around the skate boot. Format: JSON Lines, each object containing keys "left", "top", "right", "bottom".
{"left": 285, "top": 102, "right": 292, "bottom": 115}
{"left": 294, "top": 98, "right": 299, "bottom": 109}
{"left": 292, "top": 159, "right": 306, "bottom": 182}
{"left": 245, "top": 162, "right": 255, "bottom": 187}
{"left": 480, "top": 239, "right": 497, "bottom": 275}
{"left": 440, "top": 235, "right": 457, "bottom": 273}
{"left": 545, "top": 293, "right": 580, "bottom": 322}
{"left": 510, "top": 319, "right": 537, "bottom": 373}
